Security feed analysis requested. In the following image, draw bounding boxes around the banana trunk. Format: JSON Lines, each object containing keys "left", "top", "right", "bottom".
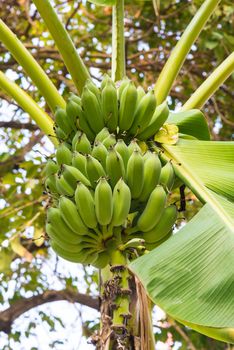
{"left": 96, "top": 250, "right": 156, "bottom": 350}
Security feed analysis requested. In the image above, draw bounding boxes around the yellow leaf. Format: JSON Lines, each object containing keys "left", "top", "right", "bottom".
{"left": 33, "top": 227, "right": 45, "bottom": 247}
{"left": 154, "top": 124, "right": 179, "bottom": 144}
{"left": 10, "top": 234, "right": 33, "bottom": 262}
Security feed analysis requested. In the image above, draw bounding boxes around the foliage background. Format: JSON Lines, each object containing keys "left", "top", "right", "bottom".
{"left": 0, "top": 0, "right": 233, "bottom": 349}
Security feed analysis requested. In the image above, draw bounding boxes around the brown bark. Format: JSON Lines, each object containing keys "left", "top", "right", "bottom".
{"left": 0, "top": 289, "right": 99, "bottom": 334}
{"left": 0, "top": 121, "right": 38, "bottom": 131}
{"left": 93, "top": 265, "right": 154, "bottom": 350}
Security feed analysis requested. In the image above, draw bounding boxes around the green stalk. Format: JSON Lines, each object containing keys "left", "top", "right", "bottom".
{"left": 110, "top": 250, "right": 130, "bottom": 328}
{"left": 33, "top": 0, "right": 90, "bottom": 94}
{"left": 112, "top": 0, "right": 126, "bottom": 82}
{"left": 154, "top": 0, "right": 220, "bottom": 104}
{"left": 0, "top": 20, "right": 65, "bottom": 113}
{"left": 0, "top": 71, "right": 57, "bottom": 146}
{"left": 181, "top": 52, "right": 234, "bottom": 110}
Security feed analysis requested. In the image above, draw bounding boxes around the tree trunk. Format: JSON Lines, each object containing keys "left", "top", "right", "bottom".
{"left": 92, "top": 250, "right": 155, "bottom": 350}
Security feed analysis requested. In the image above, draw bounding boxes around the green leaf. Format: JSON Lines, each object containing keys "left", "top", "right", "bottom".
{"left": 0, "top": 248, "right": 13, "bottom": 273}
{"left": 164, "top": 140, "right": 234, "bottom": 201}
{"left": 204, "top": 40, "right": 218, "bottom": 49}
{"left": 88, "top": 0, "right": 116, "bottom": 5}
{"left": 130, "top": 202, "right": 234, "bottom": 342}
{"left": 130, "top": 139, "right": 234, "bottom": 342}
{"left": 167, "top": 110, "right": 210, "bottom": 140}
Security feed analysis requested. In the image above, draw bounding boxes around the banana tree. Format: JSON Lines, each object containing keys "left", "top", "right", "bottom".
{"left": 0, "top": 0, "right": 234, "bottom": 349}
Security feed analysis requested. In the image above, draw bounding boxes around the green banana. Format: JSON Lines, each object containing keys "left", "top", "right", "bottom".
{"left": 46, "top": 224, "right": 85, "bottom": 252}
{"left": 91, "top": 141, "right": 108, "bottom": 169}
{"left": 114, "top": 139, "right": 129, "bottom": 169}
{"left": 95, "top": 127, "right": 110, "bottom": 143}
{"left": 102, "top": 133, "right": 117, "bottom": 149}
{"left": 50, "top": 240, "right": 97, "bottom": 264}
{"left": 66, "top": 99, "right": 81, "bottom": 129}
{"left": 101, "top": 74, "right": 115, "bottom": 90}
{"left": 126, "top": 150, "right": 144, "bottom": 199}
{"left": 106, "top": 148, "right": 125, "bottom": 188}
{"left": 55, "top": 107, "right": 73, "bottom": 135}
{"left": 75, "top": 182, "right": 97, "bottom": 229}
{"left": 85, "top": 79, "right": 101, "bottom": 102}
{"left": 86, "top": 155, "right": 106, "bottom": 188}
{"left": 45, "top": 174, "right": 58, "bottom": 194}
{"left": 44, "top": 159, "right": 59, "bottom": 177}
{"left": 136, "top": 86, "right": 145, "bottom": 105}
{"left": 59, "top": 197, "right": 89, "bottom": 234}
{"left": 56, "top": 143, "right": 72, "bottom": 166}
{"left": 128, "top": 139, "right": 142, "bottom": 155}
{"left": 143, "top": 205, "right": 177, "bottom": 243}
{"left": 119, "top": 81, "right": 138, "bottom": 131}
{"left": 101, "top": 80, "right": 118, "bottom": 132}
{"left": 159, "top": 161, "right": 175, "bottom": 191}
{"left": 72, "top": 130, "right": 82, "bottom": 150}
{"left": 68, "top": 93, "right": 81, "bottom": 105}
{"left": 111, "top": 179, "right": 131, "bottom": 227}
{"left": 72, "top": 132, "right": 91, "bottom": 154}
{"left": 119, "top": 238, "right": 145, "bottom": 250}
{"left": 93, "top": 251, "right": 110, "bottom": 269}
{"left": 47, "top": 208, "right": 81, "bottom": 244}
{"left": 144, "top": 231, "right": 172, "bottom": 251}
{"left": 55, "top": 174, "right": 74, "bottom": 196}
{"left": 130, "top": 89, "right": 156, "bottom": 135}
{"left": 46, "top": 224, "right": 90, "bottom": 253}
{"left": 55, "top": 127, "right": 67, "bottom": 141}
{"left": 72, "top": 101, "right": 95, "bottom": 141}
{"left": 81, "top": 86, "right": 104, "bottom": 133}
{"left": 82, "top": 250, "right": 100, "bottom": 265}
{"left": 138, "top": 152, "right": 162, "bottom": 202}
{"left": 136, "top": 185, "right": 167, "bottom": 232}
{"left": 137, "top": 101, "right": 169, "bottom": 140}
{"left": 94, "top": 177, "right": 113, "bottom": 225}
{"left": 72, "top": 152, "right": 88, "bottom": 176}
{"left": 62, "top": 164, "right": 91, "bottom": 187}
{"left": 117, "top": 77, "right": 130, "bottom": 99}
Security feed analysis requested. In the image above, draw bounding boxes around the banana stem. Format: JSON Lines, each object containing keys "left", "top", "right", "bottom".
{"left": 125, "top": 226, "right": 138, "bottom": 235}
{"left": 181, "top": 52, "right": 234, "bottom": 110}
{"left": 0, "top": 20, "right": 65, "bottom": 112}
{"left": 112, "top": 0, "right": 126, "bottom": 82}
{"left": 110, "top": 250, "right": 131, "bottom": 343}
{"left": 0, "top": 71, "right": 57, "bottom": 146}
{"left": 33, "top": 0, "right": 90, "bottom": 95}
{"left": 102, "top": 225, "right": 112, "bottom": 240}
{"left": 154, "top": 0, "right": 220, "bottom": 104}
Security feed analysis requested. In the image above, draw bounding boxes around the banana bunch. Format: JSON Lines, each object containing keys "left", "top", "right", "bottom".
{"left": 44, "top": 129, "right": 177, "bottom": 268}
{"left": 53, "top": 76, "right": 169, "bottom": 144}
{"left": 45, "top": 75, "right": 177, "bottom": 268}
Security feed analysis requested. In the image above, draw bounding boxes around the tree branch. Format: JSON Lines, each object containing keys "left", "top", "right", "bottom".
{"left": 0, "top": 289, "right": 99, "bottom": 334}
{"left": 0, "top": 132, "right": 42, "bottom": 177}
{"left": 0, "top": 121, "right": 38, "bottom": 130}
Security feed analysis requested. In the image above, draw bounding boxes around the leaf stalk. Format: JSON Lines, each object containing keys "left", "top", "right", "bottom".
{"left": 182, "top": 52, "right": 234, "bottom": 110}
{"left": 0, "top": 71, "right": 57, "bottom": 146}
{"left": 154, "top": 0, "right": 220, "bottom": 104}
{"left": 0, "top": 19, "right": 65, "bottom": 112}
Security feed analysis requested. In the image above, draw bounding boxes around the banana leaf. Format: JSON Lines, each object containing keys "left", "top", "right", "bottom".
{"left": 130, "top": 140, "right": 234, "bottom": 343}
{"left": 167, "top": 110, "right": 210, "bottom": 140}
